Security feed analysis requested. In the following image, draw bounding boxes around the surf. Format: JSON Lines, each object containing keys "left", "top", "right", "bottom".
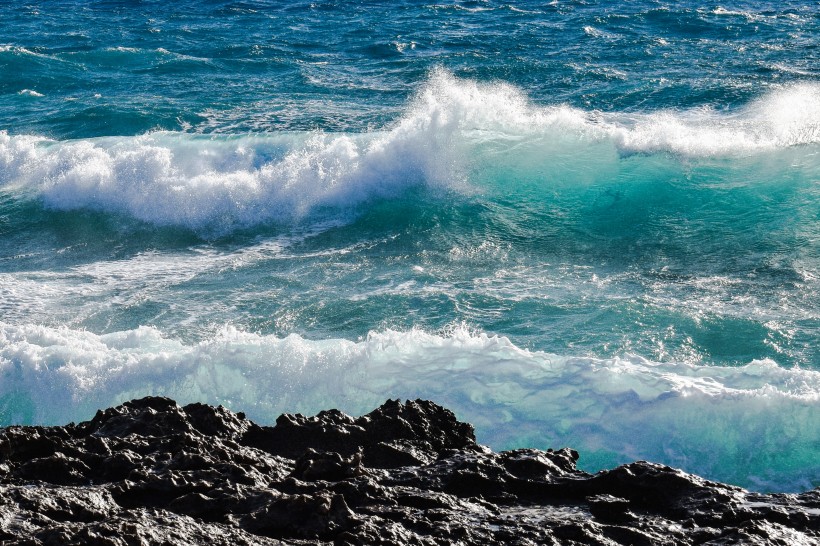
{"left": 0, "top": 72, "right": 818, "bottom": 236}
{"left": 0, "top": 321, "right": 817, "bottom": 492}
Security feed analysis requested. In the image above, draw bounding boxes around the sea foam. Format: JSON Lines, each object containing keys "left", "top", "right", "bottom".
{"left": 1, "top": 321, "right": 817, "bottom": 492}
{"left": 1, "top": 72, "right": 819, "bottom": 234}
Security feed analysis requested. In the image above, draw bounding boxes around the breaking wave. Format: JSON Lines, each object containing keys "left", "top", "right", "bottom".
{"left": 1, "top": 72, "right": 819, "bottom": 235}
{"left": 1, "top": 321, "right": 817, "bottom": 492}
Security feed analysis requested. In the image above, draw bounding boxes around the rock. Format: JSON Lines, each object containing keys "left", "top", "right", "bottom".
{"left": 586, "top": 494, "right": 636, "bottom": 524}
{"left": 0, "top": 397, "right": 817, "bottom": 545}
{"left": 292, "top": 448, "right": 364, "bottom": 482}
{"left": 243, "top": 398, "right": 479, "bottom": 467}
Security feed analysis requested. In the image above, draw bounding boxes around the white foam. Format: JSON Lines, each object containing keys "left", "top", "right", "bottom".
{"left": 0, "top": 45, "right": 39, "bottom": 56}
{"left": 1, "top": 321, "right": 817, "bottom": 491}
{"left": 610, "top": 84, "right": 820, "bottom": 154}
{"left": 400, "top": 70, "right": 820, "bottom": 153}
{"left": 1, "top": 72, "right": 819, "bottom": 232}
{"left": 708, "top": 6, "right": 762, "bottom": 22}
{"left": 0, "top": 222, "right": 360, "bottom": 328}
{"left": 0, "top": 116, "right": 467, "bottom": 234}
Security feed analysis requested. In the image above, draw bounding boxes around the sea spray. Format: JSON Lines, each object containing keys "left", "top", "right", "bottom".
{"left": 1, "top": 74, "right": 819, "bottom": 234}
{"left": 1, "top": 322, "right": 818, "bottom": 491}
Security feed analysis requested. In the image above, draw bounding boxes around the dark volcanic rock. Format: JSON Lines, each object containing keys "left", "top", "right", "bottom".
{"left": 0, "top": 397, "right": 817, "bottom": 545}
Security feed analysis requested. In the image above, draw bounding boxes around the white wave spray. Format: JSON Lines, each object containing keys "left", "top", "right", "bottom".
{"left": 1, "top": 321, "right": 817, "bottom": 492}
{"left": 1, "top": 71, "right": 819, "bottom": 234}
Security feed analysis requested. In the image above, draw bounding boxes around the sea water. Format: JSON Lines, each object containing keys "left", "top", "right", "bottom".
{"left": 0, "top": 0, "right": 818, "bottom": 492}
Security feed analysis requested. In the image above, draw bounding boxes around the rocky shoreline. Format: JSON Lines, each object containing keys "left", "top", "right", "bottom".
{"left": 1, "top": 397, "right": 817, "bottom": 545}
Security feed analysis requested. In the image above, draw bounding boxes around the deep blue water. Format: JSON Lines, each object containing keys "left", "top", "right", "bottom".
{"left": 1, "top": 0, "right": 819, "bottom": 492}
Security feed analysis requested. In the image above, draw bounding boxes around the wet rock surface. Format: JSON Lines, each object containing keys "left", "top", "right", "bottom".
{"left": 1, "top": 397, "right": 817, "bottom": 545}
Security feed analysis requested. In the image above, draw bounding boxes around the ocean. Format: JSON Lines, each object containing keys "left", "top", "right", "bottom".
{"left": 0, "top": 0, "right": 818, "bottom": 492}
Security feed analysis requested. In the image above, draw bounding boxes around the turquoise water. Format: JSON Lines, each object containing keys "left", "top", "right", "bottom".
{"left": 1, "top": 1, "right": 819, "bottom": 492}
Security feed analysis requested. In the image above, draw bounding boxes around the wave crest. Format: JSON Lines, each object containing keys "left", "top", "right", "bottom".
{"left": 1, "top": 321, "right": 818, "bottom": 491}
{"left": 1, "top": 72, "right": 819, "bottom": 234}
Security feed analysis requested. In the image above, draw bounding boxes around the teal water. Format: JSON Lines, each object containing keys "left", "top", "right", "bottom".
{"left": 1, "top": 1, "right": 819, "bottom": 492}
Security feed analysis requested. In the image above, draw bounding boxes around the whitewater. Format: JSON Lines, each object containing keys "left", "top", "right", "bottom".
{"left": 1, "top": 0, "right": 819, "bottom": 493}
